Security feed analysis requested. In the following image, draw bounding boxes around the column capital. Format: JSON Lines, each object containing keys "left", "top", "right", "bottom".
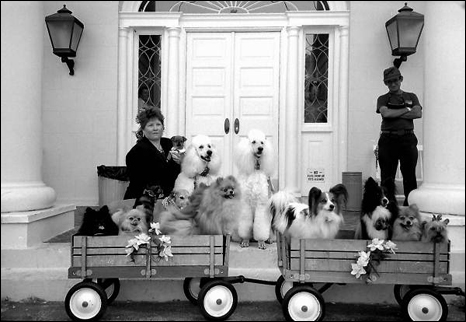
{"left": 167, "top": 27, "right": 181, "bottom": 37}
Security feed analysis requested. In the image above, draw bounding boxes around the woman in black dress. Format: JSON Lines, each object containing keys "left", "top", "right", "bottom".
{"left": 124, "top": 107, "right": 181, "bottom": 199}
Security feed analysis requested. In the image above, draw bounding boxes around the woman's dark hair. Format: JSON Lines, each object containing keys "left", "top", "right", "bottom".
{"left": 136, "top": 106, "right": 164, "bottom": 130}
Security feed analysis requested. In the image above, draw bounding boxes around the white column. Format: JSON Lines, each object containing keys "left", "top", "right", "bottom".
{"left": 166, "top": 27, "right": 181, "bottom": 137}
{"left": 1, "top": 1, "right": 56, "bottom": 212}
{"left": 284, "top": 26, "right": 300, "bottom": 193}
{"left": 337, "top": 26, "right": 349, "bottom": 179}
{"left": 408, "top": 1, "right": 465, "bottom": 287}
{"left": 409, "top": 2, "right": 465, "bottom": 216}
{"left": 117, "top": 27, "right": 130, "bottom": 165}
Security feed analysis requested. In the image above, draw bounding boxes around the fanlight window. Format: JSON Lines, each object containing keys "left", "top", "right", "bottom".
{"left": 139, "top": 1, "right": 329, "bottom": 13}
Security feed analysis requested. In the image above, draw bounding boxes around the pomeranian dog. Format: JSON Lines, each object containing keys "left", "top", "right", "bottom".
{"left": 354, "top": 177, "right": 399, "bottom": 240}
{"left": 421, "top": 214, "right": 449, "bottom": 244}
{"left": 112, "top": 208, "right": 149, "bottom": 236}
{"left": 76, "top": 205, "right": 119, "bottom": 236}
{"left": 160, "top": 176, "right": 251, "bottom": 243}
{"left": 268, "top": 184, "right": 348, "bottom": 240}
{"left": 155, "top": 188, "right": 191, "bottom": 224}
{"left": 174, "top": 134, "right": 222, "bottom": 194}
{"left": 159, "top": 184, "right": 208, "bottom": 236}
{"left": 195, "top": 175, "right": 252, "bottom": 242}
{"left": 392, "top": 204, "right": 422, "bottom": 241}
{"left": 234, "top": 129, "right": 275, "bottom": 249}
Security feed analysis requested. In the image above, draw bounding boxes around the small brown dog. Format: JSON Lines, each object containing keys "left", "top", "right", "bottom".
{"left": 112, "top": 208, "right": 149, "bottom": 236}
{"left": 421, "top": 214, "right": 449, "bottom": 243}
{"left": 391, "top": 204, "right": 422, "bottom": 241}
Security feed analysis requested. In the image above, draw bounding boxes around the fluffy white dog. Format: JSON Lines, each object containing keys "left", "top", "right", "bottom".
{"left": 174, "top": 134, "right": 221, "bottom": 195}
{"left": 234, "top": 129, "right": 275, "bottom": 249}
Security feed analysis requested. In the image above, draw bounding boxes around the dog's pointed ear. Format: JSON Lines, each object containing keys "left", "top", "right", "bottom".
{"left": 216, "top": 177, "right": 223, "bottom": 184}
{"left": 308, "top": 187, "right": 321, "bottom": 215}
{"left": 443, "top": 218, "right": 450, "bottom": 226}
{"left": 330, "top": 184, "right": 348, "bottom": 205}
{"left": 100, "top": 205, "right": 109, "bottom": 213}
{"left": 182, "top": 136, "right": 187, "bottom": 142}
{"left": 170, "top": 136, "right": 176, "bottom": 141}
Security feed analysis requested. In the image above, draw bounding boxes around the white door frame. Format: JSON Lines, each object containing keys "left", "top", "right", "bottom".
{"left": 118, "top": 7, "right": 350, "bottom": 196}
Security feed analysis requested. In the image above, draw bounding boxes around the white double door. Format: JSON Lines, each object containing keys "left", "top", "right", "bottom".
{"left": 186, "top": 32, "right": 280, "bottom": 179}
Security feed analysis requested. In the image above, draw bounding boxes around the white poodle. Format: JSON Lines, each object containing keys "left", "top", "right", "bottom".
{"left": 174, "top": 134, "right": 222, "bottom": 195}
{"left": 234, "top": 129, "right": 275, "bottom": 249}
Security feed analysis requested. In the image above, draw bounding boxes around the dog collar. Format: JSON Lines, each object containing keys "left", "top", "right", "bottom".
{"left": 200, "top": 166, "right": 210, "bottom": 176}
{"left": 255, "top": 159, "right": 260, "bottom": 170}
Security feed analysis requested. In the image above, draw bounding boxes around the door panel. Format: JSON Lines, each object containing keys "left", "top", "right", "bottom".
{"left": 186, "top": 32, "right": 280, "bottom": 179}
{"left": 186, "top": 33, "right": 233, "bottom": 175}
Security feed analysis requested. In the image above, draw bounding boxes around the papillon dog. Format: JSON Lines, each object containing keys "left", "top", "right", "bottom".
{"left": 354, "top": 177, "right": 398, "bottom": 240}
{"left": 269, "top": 184, "right": 348, "bottom": 239}
{"left": 392, "top": 204, "right": 422, "bottom": 241}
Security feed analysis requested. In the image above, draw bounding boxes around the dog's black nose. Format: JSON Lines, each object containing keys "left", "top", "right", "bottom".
{"left": 258, "top": 146, "right": 263, "bottom": 151}
{"left": 329, "top": 204, "right": 334, "bottom": 211}
{"left": 207, "top": 150, "right": 212, "bottom": 156}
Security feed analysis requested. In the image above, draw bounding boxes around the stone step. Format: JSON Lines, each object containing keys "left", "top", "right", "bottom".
{"left": 2, "top": 235, "right": 464, "bottom": 304}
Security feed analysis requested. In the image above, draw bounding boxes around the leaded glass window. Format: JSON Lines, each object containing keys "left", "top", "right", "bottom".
{"left": 138, "top": 35, "right": 162, "bottom": 109}
{"left": 304, "top": 33, "right": 329, "bottom": 123}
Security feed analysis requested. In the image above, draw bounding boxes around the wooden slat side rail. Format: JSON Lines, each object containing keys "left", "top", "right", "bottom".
{"left": 70, "top": 235, "right": 227, "bottom": 274}
{"left": 282, "top": 271, "right": 452, "bottom": 286}
{"left": 289, "top": 259, "right": 449, "bottom": 274}
{"left": 289, "top": 251, "right": 449, "bottom": 262}
{"left": 72, "top": 235, "right": 225, "bottom": 247}
{"left": 289, "top": 239, "right": 449, "bottom": 254}
{"left": 68, "top": 265, "right": 229, "bottom": 279}
{"left": 73, "top": 246, "right": 224, "bottom": 256}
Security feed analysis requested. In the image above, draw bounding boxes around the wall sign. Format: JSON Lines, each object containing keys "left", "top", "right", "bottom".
{"left": 307, "top": 168, "right": 325, "bottom": 182}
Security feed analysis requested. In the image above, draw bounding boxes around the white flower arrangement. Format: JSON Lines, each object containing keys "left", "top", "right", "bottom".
{"left": 125, "top": 222, "right": 173, "bottom": 262}
{"left": 351, "top": 238, "right": 397, "bottom": 283}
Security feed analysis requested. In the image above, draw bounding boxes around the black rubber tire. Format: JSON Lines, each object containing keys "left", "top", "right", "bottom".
{"left": 198, "top": 279, "right": 238, "bottom": 321}
{"left": 402, "top": 287, "right": 448, "bottom": 321}
{"left": 282, "top": 285, "right": 325, "bottom": 321}
{"left": 65, "top": 281, "right": 108, "bottom": 321}
{"left": 183, "top": 277, "right": 202, "bottom": 305}
{"left": 275, "top": 275, "right": 294, "bottom": 304}
{"left": 96, "top": 278, "right": 120, "bottom": 305}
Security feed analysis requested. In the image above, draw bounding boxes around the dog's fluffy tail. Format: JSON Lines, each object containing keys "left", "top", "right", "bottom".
{"left": 267, "top": 190, "right": 298, "bottom": 232}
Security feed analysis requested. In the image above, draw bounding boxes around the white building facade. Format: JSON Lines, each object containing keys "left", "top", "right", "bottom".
{"left": 1, "top": 1, "right": 464, "bottom": 300}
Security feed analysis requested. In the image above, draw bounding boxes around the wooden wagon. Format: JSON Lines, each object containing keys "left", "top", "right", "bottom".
{"left": 65, "top": 234, "right": 237, "bottom": 321}
{"left": 275, "top": 234, "right": 464, "bottom": 321}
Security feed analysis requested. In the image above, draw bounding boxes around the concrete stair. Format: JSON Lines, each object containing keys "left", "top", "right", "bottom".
{"left": 2, "top": 228, "right": 464, "bottom": 305}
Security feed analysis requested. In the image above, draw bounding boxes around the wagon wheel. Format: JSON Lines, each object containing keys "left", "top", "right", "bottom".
{"left": 402, "top": 288, "right": 448, "bottom": 321}
{"left": 275, "top": 275, "right": 294, "bottom": 304}
{"left": 183, "top": 277, "right": 202, "bottom": 305}
{"left": 198, "top": 279, "right": 238, "bottom": 321}
{"left": 282, "top": 285, "right": 325, "bottom": 321}
{"left": 65, "top": 281, "right": 108, "bottom": 321}
{"left": 95, "top": 278, "right": 120, "bottom": 305}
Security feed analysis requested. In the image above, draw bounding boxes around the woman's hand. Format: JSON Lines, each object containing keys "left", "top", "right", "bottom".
{"left": 169, "top": 150, "right": 182, "bottom": 164}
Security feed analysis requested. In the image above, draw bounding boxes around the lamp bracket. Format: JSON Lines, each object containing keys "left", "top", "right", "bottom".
{"left": 393, "top": 55, "right": 407, "bottom": 69}
{"left": 61, "top": 57, "right": 75, "bottom": 76}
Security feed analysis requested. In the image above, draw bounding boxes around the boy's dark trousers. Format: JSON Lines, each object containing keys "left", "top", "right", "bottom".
{"left": 377, "top": 132, "right": 418, "bottom": 206}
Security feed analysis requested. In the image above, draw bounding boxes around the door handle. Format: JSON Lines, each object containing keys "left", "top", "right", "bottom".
{"left": 234, "top": 118, "right": 240, "bottom": 134}
{"left": 224, "top": 118, "right": 230, "bottom": 134}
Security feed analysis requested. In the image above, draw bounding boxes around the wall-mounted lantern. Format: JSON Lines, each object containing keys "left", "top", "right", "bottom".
{"left": 385, "top": 3, "right": 424, "bottom": 68}
{"left": 45, "top": 4, "right": 84, "bottom": 76}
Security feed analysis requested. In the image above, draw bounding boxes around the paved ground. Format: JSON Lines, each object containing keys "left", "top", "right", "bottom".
{"left": 1, "top": 297, "right": 464, "bottom": 321}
